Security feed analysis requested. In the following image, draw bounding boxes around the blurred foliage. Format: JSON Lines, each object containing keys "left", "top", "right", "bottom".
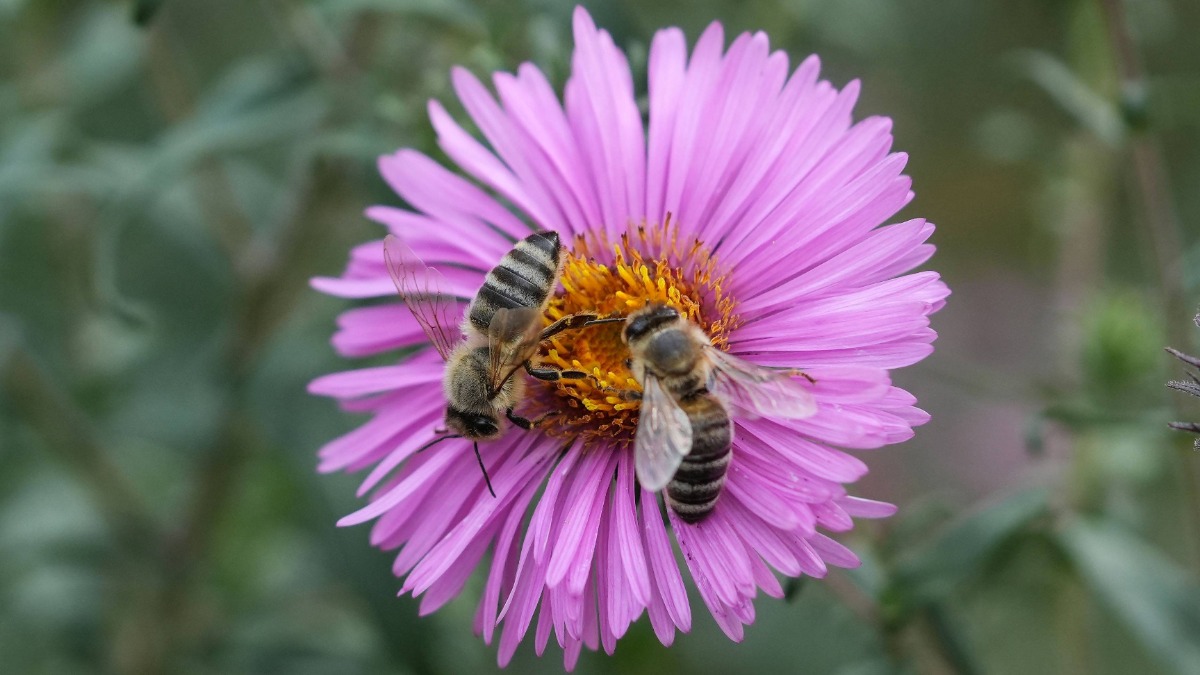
{"left": 2, "top": 0, "right": 1200, "bottom": 673}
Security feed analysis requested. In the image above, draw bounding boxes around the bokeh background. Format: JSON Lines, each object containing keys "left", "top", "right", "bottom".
{"left": 3, "top": 0, "right": 1200, "bottom": 673}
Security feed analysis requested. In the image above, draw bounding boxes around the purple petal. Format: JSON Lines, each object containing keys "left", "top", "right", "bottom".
{"left": 568, "top": 6, "right": 646, "bottom": 232}
{"left": 315, "top": 399, "right": 443, "bottom": 474}
{"left": 611, "top": 453, "right": 651, "bottom": 605}
{"left": 672, "top": 508, "right": 754, "bottom": 608}
{"left": 450, "top": 68, "right": 566, "bottom": 231}
{"left": 640, "top": 489, "right": 691, "bottom": 632}
{"left": 837, "top": 495, "right": 898, "bottom": 518}
{"left": 480, "top": 487, "right": 530, "bottom": 642}
{"left": 546, "top": 450, "right": 616, "bottom": 593}
{"left": 329, "top": 304, "right": 426, "bottom": 357}
{"left": 809, "top": 533, "right": 862, "bottom": 569}
{"left": 307, "top": 362, "right": 442, "bottom": 399}
{"left": 660, "top": 21, "right": 725, "bottom": 225}
{"left": 495, "top": 65, "right": 601, "bottom": 231}
{"left": 645, "top": 26, "right": 688, "bottom": 222}
{"left": 338, "top": 442, "right": 461, "bottom": 526}
{"left": 407, "top": 439, "right": 553, "bottom": 594}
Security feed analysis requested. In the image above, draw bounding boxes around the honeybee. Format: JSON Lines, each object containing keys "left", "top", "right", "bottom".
{"left": 621, "top": 303, "right": 818, "bottom": 523}
{"left": 384, "top": 231, "right": 618, "bottom": 495}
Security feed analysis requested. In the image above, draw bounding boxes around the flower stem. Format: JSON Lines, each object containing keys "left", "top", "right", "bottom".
{"left": 2, "top": 345, "right": 159, "bottom": 554}
{"left": 920, "top": 605, "right": 982, "bottom": 675}
{"left": 1095, "top": 0, "right": 1200, "bottom": 572}
{"left": 826, "top": 572, "right": 977, "bottom": 675}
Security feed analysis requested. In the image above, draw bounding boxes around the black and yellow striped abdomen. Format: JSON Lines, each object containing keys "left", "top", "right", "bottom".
{"left": 666, "top": 394, "right": 733, "bottom": 523}
{"left": 467, "top": 231, "right": 563, "bottom": 332}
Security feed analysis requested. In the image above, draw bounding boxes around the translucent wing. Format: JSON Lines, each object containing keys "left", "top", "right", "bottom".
{"left": 486, "top": 307, "right": 544, "bottom": 397}
{"left": 383, "top": 234, "right": 461, "bottom": 361}
{"left": 634, "top": 374, "right": 693, "bottom": 492}
{"left": 706, "top": 347, "right": 818, "bottom": 420}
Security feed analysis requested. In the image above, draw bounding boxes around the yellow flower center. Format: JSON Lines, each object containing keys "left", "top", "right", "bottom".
{"left": 527, "top": 221, "right": 739, "bottom": 446}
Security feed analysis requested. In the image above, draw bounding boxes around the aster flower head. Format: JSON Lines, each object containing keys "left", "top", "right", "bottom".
{"left": 309, "top": 7, "right": 947, "bottom": 669}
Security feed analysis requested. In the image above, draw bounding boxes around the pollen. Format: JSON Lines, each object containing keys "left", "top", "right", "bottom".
{"left": 528, "top": 219, "right": 739, "bottom": 446}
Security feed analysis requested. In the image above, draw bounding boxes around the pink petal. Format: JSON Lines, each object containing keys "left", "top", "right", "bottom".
{"left": 567, "top": 6, "right": 646, "bottom": 232}
{"left": 307, "top": 362, "right": 442, "bottom": 399}
{"left": 338, "top": 442, "right": 459, "bottom": 526}
{"left": 495, "top": 65, "right": 600, "bottom": 231}
{"left": 450, "top": 68, "right": 566, "bottom": 231}
{"left": 610, "top": 453, "right": 651, "bottom": 606}
{"left": 640, "top": 489, "right": 691, "bottom": 632}
{"left": 645, "top": 26, "right": 688, "bottom": 222}
{"left": 837, "top": 495, "right": 898, "bottom": 519}
{"left": 315, "top": 399, "right": 443, "bottom": 474}
{"left": 660, "top": 21, "right": 725, "bottom": 224}
{"left": 809, "top": 533, "right": 862, "bottom": 569}
{"left": 546, "top": 450, "right": 616, "bottom": 593}
{"left": 329, "top": 304, "right": 427, "bottom": 357}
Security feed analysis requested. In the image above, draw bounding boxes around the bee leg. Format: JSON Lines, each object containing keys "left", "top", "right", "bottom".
{"left": 511, "top": 408, "right": 566, "bottom": 431}
{"left": 539, "top": 313, "right": 625, "bottom": 341}
{"left": 530, "top": 410, "right": 563, "bottom": 427}
{"left": 505, "top": 407, "right": 534, "bottom": 430}
{"left": 787, "top": 368, "right": 817, "bottom": 384}
{"left": 597, "top": 383, "right": 642, "bottom": 401}
{"left": 524, "top": 362, "right": 588, "bottom": 381}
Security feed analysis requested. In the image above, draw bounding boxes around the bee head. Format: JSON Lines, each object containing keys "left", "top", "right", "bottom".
{"left": 622, "top": 304, "right": 680, "bottom": 344}
{"left": 446, "top": 407, "right": 502, "bottom": 440}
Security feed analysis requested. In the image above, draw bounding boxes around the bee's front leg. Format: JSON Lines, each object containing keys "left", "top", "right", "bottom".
{"left": 538, "top": 313, "right": 625, "bottom": 342}
{"left": 524, "top": 361, "right": 588, "bottom": 381}
{"left": 505, "top": 407, "right": 534, "bottom": 430}
{"left": 596, "top": 383, "right": 642, "bottom": 401}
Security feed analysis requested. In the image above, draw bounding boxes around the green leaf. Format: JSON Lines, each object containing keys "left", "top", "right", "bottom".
{"left": 1010, "top": 50, "right": 1124, "bottom": 146}
{"left": 890, "top": 488, "right": 1049, "bottom": 610}
{"left": 54, "top": 5, "right": 146, "bottom": 107}
{"left": 1060, "top": 521, "right": 1200, "bottom": 675}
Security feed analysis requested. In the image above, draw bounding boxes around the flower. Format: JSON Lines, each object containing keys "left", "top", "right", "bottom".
{"left": 309, "top": 7, "right": 947, "bottom": 669}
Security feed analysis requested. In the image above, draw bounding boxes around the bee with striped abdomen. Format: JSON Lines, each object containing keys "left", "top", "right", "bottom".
{"left": 384, "top": 230, "right": 619, "bottom": 495}
{"left": 621, "top": 303, "right": 818, "bottom": 523}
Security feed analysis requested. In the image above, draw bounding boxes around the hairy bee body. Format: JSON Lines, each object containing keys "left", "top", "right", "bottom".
{"left": 440, "top": 343, "right": 519, "bottom": 439}
{"left": 389, "top": 228, "right": 621, "bottom": 443}
{"left": 623, "top": 305, "right": 734, "bottom": 523}
{"left": 466, "top": 232, "right": 563, "bottom": 334}
{"left": 387, "top": 230, "right": 621, "bottom": 495}
{"left": 666, "top": 395, "right": 733, "bottom": 522}
{"left": 622, "top": 303, "right": 817, "bottom": 523}
{"left": 444, "top": 231, "right": 565, "bottom": 439}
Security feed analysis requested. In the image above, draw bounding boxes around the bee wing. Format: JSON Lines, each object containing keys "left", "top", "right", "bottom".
{"left": 486, "top": 307, "right": 544, "bottom": 397}
{"left": 706, "top": 346, "right": 818, "bottom": 420}
{"left": 383, "top": 234, "right": 462, "bottom": 362}
{"left": 634, "top": 374, "right": 693, "bottom": 492}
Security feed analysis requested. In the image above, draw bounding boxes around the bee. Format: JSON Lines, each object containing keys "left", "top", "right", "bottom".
{"left": 384, "top": 231, "right": 619, "bottom": 496}
{"left": 621, "top": 303, "right": 818, "bottom": 523}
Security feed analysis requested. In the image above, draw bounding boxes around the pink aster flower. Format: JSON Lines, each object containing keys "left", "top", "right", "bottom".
{"left": 309, "top": 6, "right": 947, "bottom": 669}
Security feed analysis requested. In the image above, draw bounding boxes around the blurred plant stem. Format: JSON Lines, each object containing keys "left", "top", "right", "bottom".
{"left": 2, "top": 346, "right": 159, "bottom": 554}
{"left": 131, "top": 6, "right": 441, "bottom": 674}
{"left": 825, "top": 573, "right": 977, "bottom": 675}
{"left": 1049, "top": 137, "right": 1109, "bottom": 389}
{"left": 1094, "top": 0, "right": 1200, "bottom": 573}
{"left": 885, "top": 608, "right": 980, "bottom": 675}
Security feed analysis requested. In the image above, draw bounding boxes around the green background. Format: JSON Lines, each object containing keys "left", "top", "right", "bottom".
{"left": 2, "top": 0, "right": 1200, "bottom": 673}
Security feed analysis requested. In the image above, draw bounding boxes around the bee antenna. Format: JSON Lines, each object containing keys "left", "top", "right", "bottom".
{"left": 474, "top": 441, "right": 496, "bottom": 498}
{"left": 416, "top": 433, "right": 462, "bottom": 454}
